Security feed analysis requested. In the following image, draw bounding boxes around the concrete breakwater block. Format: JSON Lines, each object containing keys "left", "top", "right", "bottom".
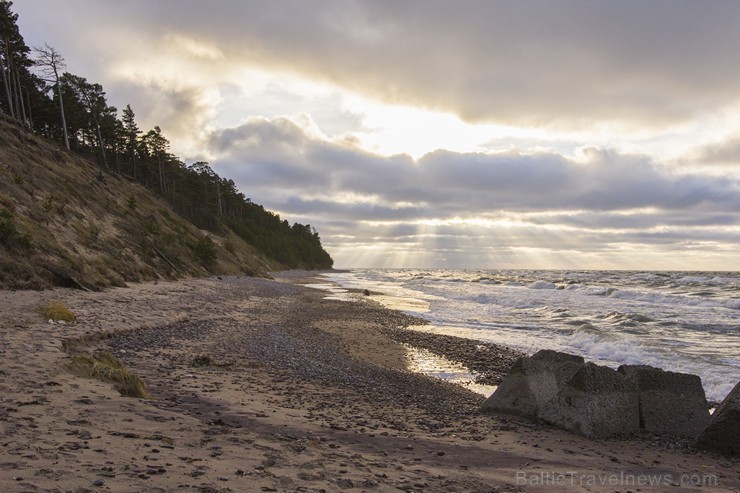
{"left": 542, "top": 362, "right": 639, "bottom": 438}
{"left": 479, "top": 350, "right": 584, "bottom": 419}
{"left": 695, "top": 381, "right": 740, "bottom": 455}
{"left": 482, "top": 350, "right": 712, "bottom": 440}
{"left": 618, "top": 364, "right": 710, "bottom": 438}
{"left": 481, "top": 350, "right": 639, "bottom": 438}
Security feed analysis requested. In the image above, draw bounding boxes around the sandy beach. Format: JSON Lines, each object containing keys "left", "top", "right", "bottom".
{"left": 1, "top": 272, "right": 737, "bottom": 493}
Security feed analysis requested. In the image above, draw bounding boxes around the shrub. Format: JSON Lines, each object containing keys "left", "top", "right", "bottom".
{"left": 42, "top": 196, "right": 54, "bottom": 213}
{"left": 141, "top": 217, "right": 160, "bottom": 235}
{"left": 0, "top": 207, "right": 33, "bottom": 250}
{"left": 0, "top": 208, "right": 16, "bottom": 243}
{"left": 192, "top": 235, "right": 217, "bottom": 268}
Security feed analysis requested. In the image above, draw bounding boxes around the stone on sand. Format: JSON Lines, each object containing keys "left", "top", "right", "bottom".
{"left": 481, "top": 350, "right": 640, "bottom": 438}
{"left": 618, "top": 364, "right": 709, "bottom": 438}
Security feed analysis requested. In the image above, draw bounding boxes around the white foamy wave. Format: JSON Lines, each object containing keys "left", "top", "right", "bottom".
{"left": 527, "top": 280, "right": 557, "bottom": 290}
{"left": 724, "top": 299, "right": 740, "bottom": 310}
{"left": 323, "top": 269, "right": 739, "bottom": 402}
{"left": 563, "top": 331, "right": 654, "bottom": 366}
{"left": 703, "top": 379, "right": 738, "bottom": 405}
{"left": 467, "top": 292, "right": 542, "bottom": 309}
{"left": 564, "top": 284, "right": 619, "bottom": 296}
{"left": 607, "top": 288, "right": 739, "bottom": 312}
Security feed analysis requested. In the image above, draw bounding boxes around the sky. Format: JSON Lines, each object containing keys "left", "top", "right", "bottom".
{"left": 16, "top": 0, "right": 740, "bottom": 270}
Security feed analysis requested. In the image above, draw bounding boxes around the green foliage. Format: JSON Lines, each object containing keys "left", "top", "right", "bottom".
{"left": 2, "top": 1, "right": 334, "bottom": 271}
{"left": 0, "top": 207, "right": 15, "bottom": 241}
{"left": 0, "top": 207, "right": 33, "bottom": 249}
{"left": 68, "top": 351, "right": 147, "bottom": 398}
{"left": 192, "top": 235, "right": 217, "bottom": 268}
{"left": 141, "top": 216, "right": 160, "bottom": 235}
{"left": 42, "top": 195, "right": 54, "bottom": 213}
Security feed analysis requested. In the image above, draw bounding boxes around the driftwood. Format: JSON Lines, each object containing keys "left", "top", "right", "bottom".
{"left": 153, "top": 245, "right": 179, "bottom": 273}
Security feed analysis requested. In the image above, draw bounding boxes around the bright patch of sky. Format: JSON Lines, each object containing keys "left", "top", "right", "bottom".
{"left": 15, "top": 0, "right": 740, "bottom": 270}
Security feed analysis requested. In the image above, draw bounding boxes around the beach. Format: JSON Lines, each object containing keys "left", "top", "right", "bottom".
{"left": 0, "top": 272, "right": 737, "bottom": 493}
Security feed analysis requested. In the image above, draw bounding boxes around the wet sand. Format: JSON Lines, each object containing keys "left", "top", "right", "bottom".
{"left": 0, "top": 272, "right": 737, "bottom": 492}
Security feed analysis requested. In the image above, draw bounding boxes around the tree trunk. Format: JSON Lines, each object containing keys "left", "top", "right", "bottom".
{"left": 0, "top": 53, "right": 14, "bottom": 119}
{"left": 216, "top": 182, "right": 223, "bottom": 214}
{"left": 94, "top": 120, "right": 107, "bottom": 168}
{"left": 13, "top": 67, "right": 26, "bottom": 125}
{"left": 157, "top": 154, "right": 165, "bottom": 195}
{"left": 56, "top": 77, "right": 70, "bottom": 150}
{"left": 1, "top": 42, "right": 16, "bottom": 119}
{"left": 22, "top": 86, "right": 32, "bottom": 129}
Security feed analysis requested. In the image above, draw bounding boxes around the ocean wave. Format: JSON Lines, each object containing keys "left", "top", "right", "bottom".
{"left": 324, "top": 269, "right": 739, "bottom": 402}
{"left": 607, "top": 287, "right": 740, "bottom": 311}
{"left": 527, "top": 280, "right": 556, "bottom": 289}
{"left": 564, "top": 284, "right": 619, "bottom": 296}
{"left": 725, "top": 299, "right": 740, "bottom": 310}
{"left": 597, "top": 311, "right": 654, "bottom": 325}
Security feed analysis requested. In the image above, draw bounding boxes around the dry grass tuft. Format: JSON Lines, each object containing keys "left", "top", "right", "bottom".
{"left": 68, "top": 351, "right": 147, "bottom": 398}
{"left": 39, "top": 301, "right": 76, "bottom": 322}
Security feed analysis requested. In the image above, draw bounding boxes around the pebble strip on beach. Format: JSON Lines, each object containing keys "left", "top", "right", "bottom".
{"left": 101, "top": 275, "right": 500, "bottom": 429}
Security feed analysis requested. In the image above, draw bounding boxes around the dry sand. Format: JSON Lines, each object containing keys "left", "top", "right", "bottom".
{"left": 0, "top": 273, "right": 737, "bottom": 493}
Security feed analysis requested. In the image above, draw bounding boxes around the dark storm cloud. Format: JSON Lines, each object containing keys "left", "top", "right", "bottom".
{"left": 209, "top": 118, "right": 740, "bottom": 221}
{"left": 16, "top": 0, "right": 740, "bottom": 129}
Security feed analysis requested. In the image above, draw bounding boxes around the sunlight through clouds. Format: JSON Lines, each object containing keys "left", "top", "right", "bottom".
{"left": 15, "top": 0, "right": 740, "bottom": 270}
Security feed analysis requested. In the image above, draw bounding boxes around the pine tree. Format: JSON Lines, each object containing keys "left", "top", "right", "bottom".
{"left": 122, "top": 104, "right": 141, "bottom": 178}
{"left": 0, "top": 0, "right": 34, "bottom": 127}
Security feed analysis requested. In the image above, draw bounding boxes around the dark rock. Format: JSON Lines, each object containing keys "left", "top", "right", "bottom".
{"left": 544, "top": 362, "right": 639, "bottom": 438}
{"left": 482, "top": 350, "right": 640, "bottom": 438}
{"left": 531, "top": 349, "right": 584, "bottom": 365}
{"left": 695, "top": 381, "right": 740, "bottom": 455}
{"left": 481, "top": 350, "right": 584, "bottom": 419}
{"left": 618, "top": 364, "right": 709, "bottom": 437}
{"left": 480, "top": 358, "right": 537, "bottom": 417}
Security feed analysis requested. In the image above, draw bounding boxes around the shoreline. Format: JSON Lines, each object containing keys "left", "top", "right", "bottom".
{"left": 1, "top": 273, "right": 737, "bottom": 492}
{"left": 320, "top": 269, "right": 739, "bottom": 404}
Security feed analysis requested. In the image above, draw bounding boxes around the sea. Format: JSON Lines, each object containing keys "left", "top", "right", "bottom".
{"left": 313, "top": 269, "right": 739, "bottom": 403}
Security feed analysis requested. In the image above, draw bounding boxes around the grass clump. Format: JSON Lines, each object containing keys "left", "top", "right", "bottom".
{"left": 39, "top": 301, "right": 76, "bottom": 322}
{"left": 68, "top": 351, "right": 147, "bottom": 398}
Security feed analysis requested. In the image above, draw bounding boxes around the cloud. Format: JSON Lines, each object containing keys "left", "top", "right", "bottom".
{"left": 691, "top": 137, "right": 740, "bottom": 166}
{"left": 15, "top": 1, "right": 740, "bottom": 268}
{"left": 205, "top": 116, "right": 740, "bottom": 269}
{"left": 209, "top": 117, "right": 740, "bottom": 217}
{"left": 17, "top": 0, "right": 740, "bottom": 131}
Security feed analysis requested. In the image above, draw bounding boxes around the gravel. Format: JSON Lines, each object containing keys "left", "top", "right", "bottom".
{"left": 98, "top": 274, "right": 523, "bottom": 433}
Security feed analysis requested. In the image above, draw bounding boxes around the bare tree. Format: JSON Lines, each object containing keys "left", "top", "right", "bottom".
{"left": 34, "top": 43, "right": 69, "bottom": 150}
